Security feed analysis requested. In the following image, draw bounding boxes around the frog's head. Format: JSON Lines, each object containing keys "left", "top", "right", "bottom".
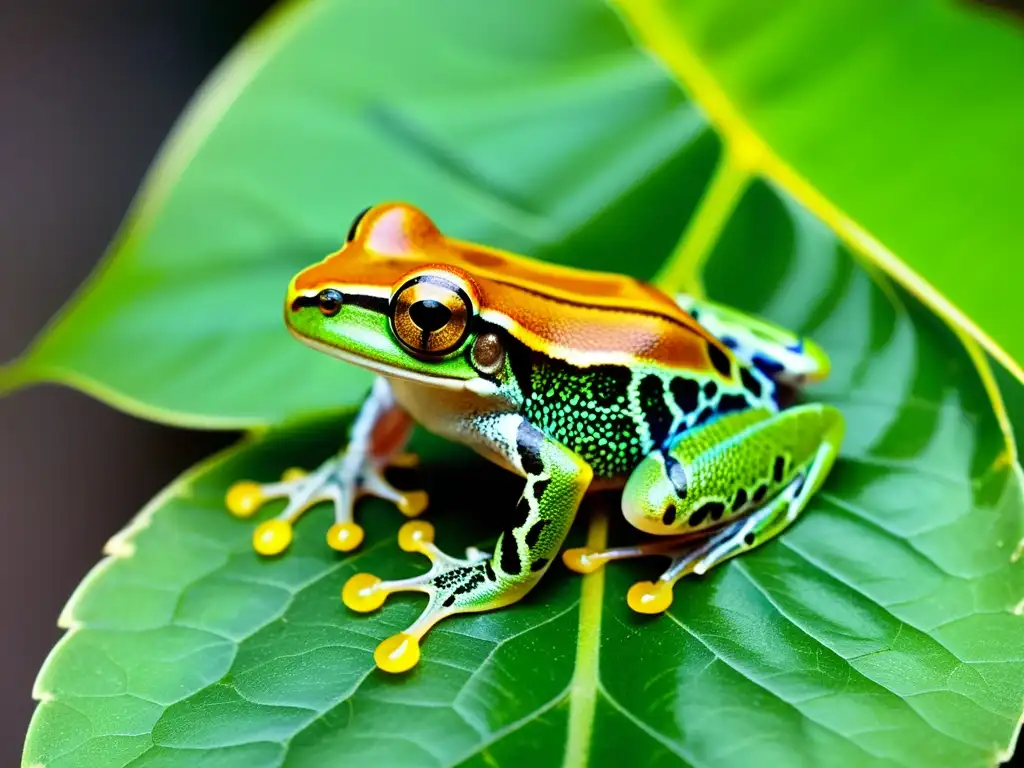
{"left": 285, "top": 203, "right": 508, "bottom": 392}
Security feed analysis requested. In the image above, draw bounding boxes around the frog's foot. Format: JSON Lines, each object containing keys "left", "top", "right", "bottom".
{"left": 225, "top": 452, "right": 428, "bottom": 556}
{"left": 342, "top": 521, "right": 509, "bottom": 674}
{"left": 563, "top": 536, "right": 702, "bottom": 614}
{"left": 565, "top": 472, "right": 810, "bottom": 615}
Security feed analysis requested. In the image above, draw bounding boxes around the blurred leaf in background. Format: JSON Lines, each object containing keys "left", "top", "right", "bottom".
{"left": 8, "top": 0, "right": 1024, "bottom": 766}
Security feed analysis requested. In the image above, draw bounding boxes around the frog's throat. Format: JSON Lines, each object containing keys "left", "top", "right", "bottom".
{"left": 289, "top": 328, "right": 472, "bottom": 392}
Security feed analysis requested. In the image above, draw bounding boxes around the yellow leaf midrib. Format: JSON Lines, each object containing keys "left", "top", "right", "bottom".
{"left": 610, "top": 0, "right": 1024, "bottom": 389}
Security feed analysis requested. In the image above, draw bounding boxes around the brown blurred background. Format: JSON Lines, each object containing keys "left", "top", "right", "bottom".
{"left": 0, "top": 2, "right": 273, "bottom": 761}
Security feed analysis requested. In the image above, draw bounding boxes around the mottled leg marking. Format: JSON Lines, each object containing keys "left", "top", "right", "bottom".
{"left": 674, "top": 293, "right": 830, "bottom": 384}
{"left": 343, "top": 416, "right": 591, "bottom": 673}
{"left": 566, "top": 404, "right": 843, "bottom": 614}
{"left": 225, "top": 377, "right": 426, "bottom": 555}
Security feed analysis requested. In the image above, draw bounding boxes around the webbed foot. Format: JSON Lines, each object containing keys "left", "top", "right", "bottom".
{"left": 226, "top": 451, "right": 428, "bottom": 556}
{"left": 342, "top": 521, "right": 510, "bottom": 674}
{"left": 563, "top": 536, "right": 699, "bottom": 614}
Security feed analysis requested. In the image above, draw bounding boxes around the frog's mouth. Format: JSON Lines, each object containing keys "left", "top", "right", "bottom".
{"left": 288, "top": 328, "right": 470, "bottom": 391}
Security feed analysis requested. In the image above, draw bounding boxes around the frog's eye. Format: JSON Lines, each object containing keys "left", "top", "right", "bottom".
{"left": 390, "top": 275, "right": 473, "bottom": 357}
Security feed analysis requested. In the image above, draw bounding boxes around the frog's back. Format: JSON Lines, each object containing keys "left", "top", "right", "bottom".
{"left": 295, "top": 203, "right": 736, "bottom": 378}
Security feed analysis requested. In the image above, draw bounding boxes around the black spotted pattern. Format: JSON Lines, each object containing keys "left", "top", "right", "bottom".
{"left": 671, "top": 377, "right": 700, "bottom": 413}
{"left": 732, "top": 488, "right": 747, "bottom": 512}
{"left": 689, "top": 501, "right": 724, "bottom": 527}
{"left": 708, "top": 342, "right": 732, "bottom": 378}
{"left": 753, "top": 354, "right": 784, "bottom": 378}
{"left": 693, "top": 407, "right": 714, "bottom": 427}
{"left": 639, "top": 374, "right": 673, "bottom": 448}
{"left": 791, "top": 473, "right": 807, "bottom": 498}
{"left": 740, "top": 367, "right": 762, "bottom": 397}
{"left": 773, "top": 456, "right": 786, "bottom": 483}
{"left": 516, "top": 421, "right": 545, "bottom": 476}
{"left": 524, "top": 519, "right": 549, "bottom": 549}
{"left": 434, "top": 565, "right": 487, "bottom": 603}
{"left": 515, "top": 498, "right": 531, "bottom": 526}
{"left": 499, "top": 532, "right": 521, "bottom": 575}
{"left": 703, "top": 381, "right": 718, "bottom": 399}
{"left": 753, "top": 484, "right": 768, "bottom": 503}
{"left": 662, "top": 504, "right": 677, "bottom": 526}
{"left": 717, "top": 393, "right": 749, "bottom": 415}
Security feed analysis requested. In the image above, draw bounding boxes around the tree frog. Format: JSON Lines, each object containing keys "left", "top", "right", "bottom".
{"left": 226, "top": 203, "right": 844, "bottom": 674}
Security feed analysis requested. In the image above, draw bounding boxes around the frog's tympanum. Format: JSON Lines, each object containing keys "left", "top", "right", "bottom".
{"left": 226, "top": 203, "right": 844, "bottom": 673}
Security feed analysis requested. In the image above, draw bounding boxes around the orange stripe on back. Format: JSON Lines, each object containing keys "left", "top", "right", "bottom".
{"left": 292, "top": 202, "right": 733, "bottom": 375}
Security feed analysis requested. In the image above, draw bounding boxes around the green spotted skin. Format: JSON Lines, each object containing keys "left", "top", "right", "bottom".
{"left": 516, "top": 354, "right": 778, "bottom": 479}
{"left": 621, "top": 404, "right": 844, "bottom": 536}
{"left": 414, "top": 416, "right": 592, "bottom": 611}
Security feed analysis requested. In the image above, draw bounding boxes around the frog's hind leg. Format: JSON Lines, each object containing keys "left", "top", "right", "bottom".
{"left": 225, "top": 377, "right": 428, "bottom": 556}
{"left": 565, "top": 404, "right": 843, "bottom": 613}
{"left": 342, "top": 415, "right": 591, "bottom": 674}
{"left": 624, "top": 467, "right": 815, "bottom": 614}
{"left": 675, "top": 294, "right": 830, "bottom": 385}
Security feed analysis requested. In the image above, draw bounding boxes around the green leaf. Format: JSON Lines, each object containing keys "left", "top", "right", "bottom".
{"left": 24, "top": 181, "right": 1024, "bottom": 767}
{"left": 0, "top": 0, "right": 717, "bottom": 428}
{"left": 613, "top": 0, "right": 1024, "bottom": 383}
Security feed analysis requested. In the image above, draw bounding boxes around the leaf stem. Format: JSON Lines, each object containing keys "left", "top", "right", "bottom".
{"left": 564, "top": 504, "right": 609, "bottom": 768}
{"left": 653, "top": 146, "right": 752, "bottom": 298}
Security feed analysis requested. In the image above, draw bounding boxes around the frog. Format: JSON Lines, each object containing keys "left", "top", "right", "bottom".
{"left": 225, "top": 202, "right": 844, "bottom": 674}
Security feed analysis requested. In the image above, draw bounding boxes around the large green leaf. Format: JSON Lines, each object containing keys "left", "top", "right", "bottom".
{"left": 613, "top": 0, "right": 1024, "bottom": 383}
{"left": 24, "top": 182, "right": 1024, "bottom": 767}
{"left": 0, "top": 0, "right": 717, "bottom": 428}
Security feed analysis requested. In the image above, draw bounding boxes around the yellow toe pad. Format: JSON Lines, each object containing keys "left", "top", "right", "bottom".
{"left": 397, "top": 491, "right": 429, "bottom": 518}
{"left": 253, "top": 519, "right": 292, "bottom": 556}
{"left": 562, "top": 548, "right": 604, "bottom": 574}
{"left": 226, "top": 482, "right": 264, "bottom": 518}
{"left": 398, "top": 521, "right": 435, "bottom": 553}
{"left": 627, "top": 580, "right": 673, "bottom": 614}
{"left": 342, "top": 573, "right": 386, "bottom": 613}
{"left": 327, "top": 522, "right": 364, "bottom": 552}
{"left": 374, "top": 633, "right": 421, "bottom": 673}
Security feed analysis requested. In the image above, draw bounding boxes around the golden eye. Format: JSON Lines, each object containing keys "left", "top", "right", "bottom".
{"left": 390, "top": 275, "right": 473, "bottom": 356}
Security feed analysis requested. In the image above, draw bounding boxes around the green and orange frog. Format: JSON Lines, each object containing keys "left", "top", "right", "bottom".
{"left": 226, "top": 203, "right": 844, "bottom": 673}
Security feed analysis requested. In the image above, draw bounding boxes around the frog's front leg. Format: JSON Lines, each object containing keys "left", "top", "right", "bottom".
{"left": 225, "top": 377, "right": 427, "bottom": 555}
{"left": 565, "top": 404, "right": 843, "bottom": 613}
{"left": 343, "top": 415, "right": 592, "bottom": 673}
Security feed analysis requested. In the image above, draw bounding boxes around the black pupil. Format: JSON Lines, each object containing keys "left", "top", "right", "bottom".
{"left": 318, "top": 289, "right": 342, "bottom": 314}
{"left": 409, "top": 299, "right": 451, "bottom": 331}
